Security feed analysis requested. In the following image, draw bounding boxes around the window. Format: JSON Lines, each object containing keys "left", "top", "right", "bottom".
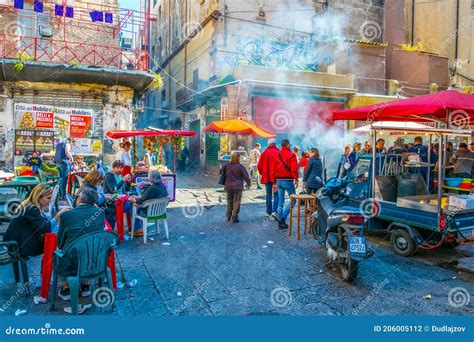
{"left": 153, "top": 0, "right": 157, "bottom": 8}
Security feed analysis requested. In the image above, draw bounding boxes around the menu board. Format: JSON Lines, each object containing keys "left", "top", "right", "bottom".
{"left": 34, "top": 131, "right": 55, "bottom": 154}
{"left": 15, "top": 130, "right": 35, "bottom": 155}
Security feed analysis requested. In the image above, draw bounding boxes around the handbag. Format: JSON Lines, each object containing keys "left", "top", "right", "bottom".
{"left": 218, "top": 164, "right": 229, "bottom": 185}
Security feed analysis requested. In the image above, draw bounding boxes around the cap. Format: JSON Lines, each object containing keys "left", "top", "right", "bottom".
{"left": 268, "top": 138, "right": 276, "bottom": 145}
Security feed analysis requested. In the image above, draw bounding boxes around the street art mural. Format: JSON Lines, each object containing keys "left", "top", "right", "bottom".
{"left": 220, "top": 35, "right": 339, "bottom": 72}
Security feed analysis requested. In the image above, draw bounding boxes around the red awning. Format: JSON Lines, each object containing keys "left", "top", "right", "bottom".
{"left": 106, "top": 130, "right": 196, "bottom": 139}
{"left": 333, "top": 90, "right": 474, "bottom": 124}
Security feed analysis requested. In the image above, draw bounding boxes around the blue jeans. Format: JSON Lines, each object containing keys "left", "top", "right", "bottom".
{"left": 277, "top": 180, "right": 296, "bottom": 222}
{"left": 57, "top": 162, "right": 69, "bottom": 198}
{"left": 265, "top": 182, "right": 279, "bottom": 215}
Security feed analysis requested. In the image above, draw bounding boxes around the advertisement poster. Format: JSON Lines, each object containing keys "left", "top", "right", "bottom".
{"left": 14, "top": 103, "right": 96, "bottom": 154}
{"left": 71, "top": 138, "right": 92, "bottom": 154}
{"left": 70, "top": 115, "right": 93, "bottom": 139}
{"left": 34, "top": 130, "right": 55, "bottom": 154}
{"left": 14, "top": 130, "right": 35, "bottom": 155}
{"left": 35, "top": 112, "right": 54, "bottom": 129}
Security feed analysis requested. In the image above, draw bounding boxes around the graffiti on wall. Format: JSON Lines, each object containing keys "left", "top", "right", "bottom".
{"left": 221, "top": 35, "right": 339, "bottom": 72}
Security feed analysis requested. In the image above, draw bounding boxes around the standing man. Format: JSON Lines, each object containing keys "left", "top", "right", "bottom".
{"left": 249, "top": 143, "right": 262, "bottom": 189}
{"left": 375, "top": 138, "right": 386, "bottom": 154}
{"left": 274, "top": 139, "right": 299, "bottom": 230}
{"left": 54, "top": 137, "right": 75, "bottom": 199}
{"left": 448, "top": 143, "right": 474, "bottom": 178}
{"left": 116, "top": 140, "right": 132, "bottom": 176}
{"left": 257, "top": 139, "right": 280, "bottom": 218}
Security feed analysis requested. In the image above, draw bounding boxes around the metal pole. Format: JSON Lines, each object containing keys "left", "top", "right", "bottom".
{"left": 437, "top": 134, "right": 444, "bottom": 226}
{"left": 371, "top": 129, "right": 377, "bottom": 199}
{"left": 427, "top": 133, "right": 432, "bottom": 192}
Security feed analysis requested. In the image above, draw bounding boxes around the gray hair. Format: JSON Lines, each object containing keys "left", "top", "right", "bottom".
{"left": 78, "top": 188, "right": 98, "bottom": 205}
{"left": 148, "top": 169, "right": 162, "bottom": 184}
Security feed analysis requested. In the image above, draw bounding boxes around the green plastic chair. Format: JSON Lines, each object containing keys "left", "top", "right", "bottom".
{"left": 0, "top": 241, "right": 30, "bottom": 296}
{"left": 49, "top": 231, "right": 118, "bottom": 315}
{"left": 38, "top": 169, "right": 59, "bottom": 186}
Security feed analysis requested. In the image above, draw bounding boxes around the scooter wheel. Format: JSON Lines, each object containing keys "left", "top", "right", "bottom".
{"left": 391, "top": 229, "right": 416, "bottom": 257}
{"left": 340, "top": 257, "right": 359, "bottom": 282}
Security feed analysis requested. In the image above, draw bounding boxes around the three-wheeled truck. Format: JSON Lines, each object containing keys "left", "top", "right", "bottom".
{"left": 331, "top": 126, "right": 474, "bottom": 256}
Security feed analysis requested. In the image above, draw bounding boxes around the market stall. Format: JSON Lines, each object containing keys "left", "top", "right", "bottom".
{"left": 332, "top": 89, "right": 474, "bottom": 253}
{"left": 105, "top": 129, "right": 195, "bottom": 203}
{"left": 202, "top": 119, "right": 276, "bottom": 167}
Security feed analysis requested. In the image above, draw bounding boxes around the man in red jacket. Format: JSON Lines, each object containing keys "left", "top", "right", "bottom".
{"left": 274, "top": 139, "right": 299, "bottom": 229}
{"left": 257, "top": 138, "right": 280, "bottom": 217}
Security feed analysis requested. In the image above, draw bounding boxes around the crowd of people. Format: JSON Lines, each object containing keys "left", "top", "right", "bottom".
{"left": 219, "top": 136, "right": 473, "bottom": 228}
{"left": 4, "top": 137, "right": 171, "bottom": 304}
{"left": 219, "top": 138, "right": 323, "bottom": 229}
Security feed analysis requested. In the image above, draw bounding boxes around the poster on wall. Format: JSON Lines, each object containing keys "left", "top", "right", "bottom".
{"left": 34, "top": 131, "right": 55, "bottom": 154}
{"left": 14, "top": 130, "right": 35, "bottom": 155}
{"left": 14, "top": 103, "right": 97, "bottom": 154}
{"left": 70, "top": 115, "right": 93, "bottom": 138}
{"left": 71, "top": 138, "right": 92, "bottom": 155}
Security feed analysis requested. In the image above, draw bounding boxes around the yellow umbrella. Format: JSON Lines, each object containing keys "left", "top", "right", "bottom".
{"left": 203, "top": 119, "right": 276, "bottom": 138}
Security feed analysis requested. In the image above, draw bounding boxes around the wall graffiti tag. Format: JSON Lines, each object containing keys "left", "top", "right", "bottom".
{"left": 222, "top": 36, "right": 339, "bottom": 72}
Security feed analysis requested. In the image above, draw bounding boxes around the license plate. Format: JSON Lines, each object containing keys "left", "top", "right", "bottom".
{"left": 349, "top": 236, "right": 366, "bottom": 254}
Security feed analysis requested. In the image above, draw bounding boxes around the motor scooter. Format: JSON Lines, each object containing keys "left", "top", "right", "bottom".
{"left": 312, "top": 178, "right": 374, "bottom": 282}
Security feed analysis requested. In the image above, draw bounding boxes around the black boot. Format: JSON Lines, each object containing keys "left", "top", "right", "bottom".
{"left": 232, "top": 217, "right": 239, "bottom": 223}
{"left": 278, "top": 220, "right": 288, "bottom": 230}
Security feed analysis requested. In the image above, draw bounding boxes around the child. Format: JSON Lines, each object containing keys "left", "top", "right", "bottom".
{"left": 27, "top": 152, "right": 42, "bottom": 174}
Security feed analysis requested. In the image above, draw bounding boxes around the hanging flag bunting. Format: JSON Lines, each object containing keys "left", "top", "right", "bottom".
{"left": 34, "top": 1, "right": 44, "bottom": 13}
{"left": 55, "top": 4, "right": 64, "bottom": 16}
{"left": 14, "top": 0, "right": 24, "bottom": 9}
{"left": 65, "top": 6, "right": 74, "bottom": 18}
{"left": 105, "top": 12, "right": 113, "bottom": 24}
{"left": 90, "top": 10, "right": 104, "bottom": 22}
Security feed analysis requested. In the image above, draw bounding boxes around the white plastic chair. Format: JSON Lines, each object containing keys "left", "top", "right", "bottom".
{"left": 131, "top": 198, "right": 170, "bottom": 244}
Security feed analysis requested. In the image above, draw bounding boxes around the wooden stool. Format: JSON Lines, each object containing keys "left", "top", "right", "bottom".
{"left": 289, "top": 194, "right": 317, "bottom": 240}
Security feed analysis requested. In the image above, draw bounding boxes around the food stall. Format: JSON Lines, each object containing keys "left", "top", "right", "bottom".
{"left": 332, "top": 90, "right": 474, "bottom": 255}
{"left": 105, "top": 129, "right": 195, "bottom": 203}
{"left": 203, "top": 119, "right": 276, "bottom": 167}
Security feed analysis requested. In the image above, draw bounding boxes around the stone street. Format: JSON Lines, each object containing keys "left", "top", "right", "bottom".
{"left": 0, "top": 172, "right": 473, "bottom": 316}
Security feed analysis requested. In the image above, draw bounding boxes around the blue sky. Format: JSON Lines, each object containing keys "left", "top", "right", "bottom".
{"left": 119, "top": 0, "right": 141, "bottom": 11}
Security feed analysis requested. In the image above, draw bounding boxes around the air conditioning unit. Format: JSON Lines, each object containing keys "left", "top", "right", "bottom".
{"left": 38, "top": 25, "right": 52, "bottom": 38}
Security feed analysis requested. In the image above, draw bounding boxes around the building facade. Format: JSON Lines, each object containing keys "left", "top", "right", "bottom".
{"left": 143, "top": 0, "right": 471, "bottom": 171}
{"left": 0, "top": 0, "right": 153, "bottom": 167}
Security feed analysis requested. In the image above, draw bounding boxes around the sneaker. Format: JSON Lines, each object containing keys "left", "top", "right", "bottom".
{"left": 80, "top": 284, "right": 91, "bottom": 297}
{"left": 257, "top": 186, "right": 263, "bottom": 190}
{"left": 271, "top": 212, "right": 280, "bottom": 223}
{"left": 133, "top": 230, "right": 144, "bottom": 237}
{"left": 278, "top": 221, "right": 289, "bottom": 230}
{"left": 265, "top": 212, "right": 271, "bottom": 217}
{"left": 58, "top": 287, "right": 70, "bottom": 301}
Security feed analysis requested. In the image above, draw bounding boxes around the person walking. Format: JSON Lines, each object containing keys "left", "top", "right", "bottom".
{"left": 257, "top": 138, "right": 280, "bottom": 218}
{"left": 339, "top": 145, "right": 351, "bottom": 178}
{"left": 249, "top": 143, "right": 262, "bottom": 189}
{"left": 274, "top": 139, "right": 299, "bottom": 229}
{"left": 54, "top": 137, "right": 75, "bottom": 199}
{"left": 220, "top": 152, "right": 251, "bottom": 223}
{"left": 303, "top": 148, "right": 323, "bottom": 195}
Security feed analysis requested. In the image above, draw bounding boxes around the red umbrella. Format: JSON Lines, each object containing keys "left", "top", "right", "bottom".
{"left": 332, "top": 90, "right": 474, "bottom": 124}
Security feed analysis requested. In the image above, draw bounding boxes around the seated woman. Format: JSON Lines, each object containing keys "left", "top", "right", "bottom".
{"left": 78, "top": 169, "right": 106, "bottom": 206}
{"left": 72, "top": 155, "right": 90, "bottom": 173}
{"left": 4, "top": 184, "right": 69, "bottom": 257}
{"left": 129, "top": 170, "right": 168, "bottom": 236}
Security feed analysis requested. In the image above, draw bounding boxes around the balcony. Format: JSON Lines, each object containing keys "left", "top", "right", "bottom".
{"left": 0, "top": 34, "right": 148, "bottom": 71}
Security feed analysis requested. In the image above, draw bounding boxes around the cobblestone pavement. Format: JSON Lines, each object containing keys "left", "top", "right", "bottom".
{"left": 0, "top": 171, "right": 473, "bottom": 316}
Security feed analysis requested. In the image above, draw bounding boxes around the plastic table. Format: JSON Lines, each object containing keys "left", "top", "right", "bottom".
{"left": 114, "top": 195, "right": 131, "bottom": 243}
{"left": 40, "top": 226, "right": 118, "bottom": 300}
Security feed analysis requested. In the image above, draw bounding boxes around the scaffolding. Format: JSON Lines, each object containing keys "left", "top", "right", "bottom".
{"left": 0, "top": 0, "right": 150, "bottom": 70}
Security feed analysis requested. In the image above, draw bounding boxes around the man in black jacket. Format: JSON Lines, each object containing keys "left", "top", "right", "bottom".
{"left": 129, "top": 170, "right": 168, "bottom": 235}
{"left": 57, "top": 188, "right": 105, "bottom": 300}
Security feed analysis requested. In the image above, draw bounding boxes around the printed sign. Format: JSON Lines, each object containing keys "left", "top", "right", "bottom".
{"left": 70, "top": 115, "right": 93, "bottom": 139}
{"left": 35, "top": 112, "right": 54, "bottom": 129}
{"left": 34, "top": 131, "right": 55, "bottom": 154}
{"left": 14, "top": 130, "right": 35, "bottom": 155}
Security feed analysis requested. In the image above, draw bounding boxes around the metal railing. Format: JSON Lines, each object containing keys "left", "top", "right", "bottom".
{"left": 0, "top": 34, "right": 148, "bottom": 71}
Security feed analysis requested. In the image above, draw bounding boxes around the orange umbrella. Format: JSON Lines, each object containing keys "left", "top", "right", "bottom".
{"left": 203, "top": 119, "right": 276, "bottom": 138}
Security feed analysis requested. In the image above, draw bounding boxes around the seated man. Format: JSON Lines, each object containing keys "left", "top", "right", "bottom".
{"left": 57, "top": 188, "right": 105, "bottom": 300}
{"left": 103, "top": 160, "right": 132, "bottom": 228}
{"left": 129, "top": 170, "right": 168, "bottom": 236}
